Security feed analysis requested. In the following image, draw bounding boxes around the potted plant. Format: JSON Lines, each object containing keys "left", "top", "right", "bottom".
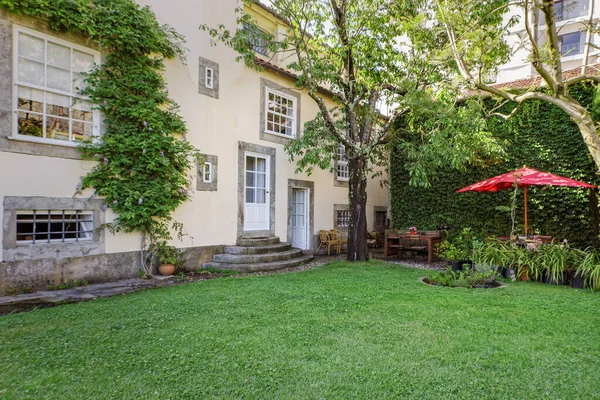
{"left": 575, "top": 248, "right": 600, "bottom": 290}
{"left": 409, "top": 226, "right": 417, "bottom": 236}
{"left": 157, "top": 244, "right": 182, "bottom": 276}
{"left": 540, "top": 241, "right": 570, "bottom": 285}
{"left": 437, "top": 240, "right": 467, "bottom": 271}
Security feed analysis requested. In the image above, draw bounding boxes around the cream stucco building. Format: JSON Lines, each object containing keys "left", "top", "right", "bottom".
{"left": 0, "top": 1, "right": 388, "bottom": 293}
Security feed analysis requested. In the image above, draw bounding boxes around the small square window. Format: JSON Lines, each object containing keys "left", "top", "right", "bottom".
{"left": 203, "top": 162, "right": 212, "bottom": 183}
{"left": 205, "top": 67, "right": 214, "bottom": 89}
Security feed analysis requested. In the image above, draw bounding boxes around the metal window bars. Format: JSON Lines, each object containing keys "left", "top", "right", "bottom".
{"left": 16, "top": 210, "right": 93, "bottom": 244}
{"left": 243, "top": 22, "right": 270, "bottom": 57}
{"left": 337, "top": 210, "right": 350, "bottom": 228}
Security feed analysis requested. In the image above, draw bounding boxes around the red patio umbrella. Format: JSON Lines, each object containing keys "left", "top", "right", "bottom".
{"left": 456, "top": 167, "right": 596, "bottom": 234}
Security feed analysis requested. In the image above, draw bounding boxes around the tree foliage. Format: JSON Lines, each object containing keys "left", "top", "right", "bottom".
{"left": 432, "top": 0, "right": 600, "bottom": 172}
{"left": 0, "top": 0, "right": 201, "bottom": 276}
{"left": 391, "top": 83, "right": 600, "bottom": 249}
{"left": 203, "top": 0, "right": 504, "bottom": 261}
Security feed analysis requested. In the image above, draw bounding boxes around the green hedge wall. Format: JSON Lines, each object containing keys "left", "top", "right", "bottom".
{"left": 390, "top": 83, "right": 600, "bottom": 249}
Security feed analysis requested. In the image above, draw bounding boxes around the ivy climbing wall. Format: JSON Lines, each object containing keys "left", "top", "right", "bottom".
{"left": 390, "top": 83, "right": 600, "bottom": 249}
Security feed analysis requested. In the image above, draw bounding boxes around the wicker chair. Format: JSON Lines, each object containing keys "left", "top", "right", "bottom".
{"left": 329, "top": 229, "right": 348, "bottom": 254}
{"left": 317, "top": 230, "right": 341, "bottom": 255}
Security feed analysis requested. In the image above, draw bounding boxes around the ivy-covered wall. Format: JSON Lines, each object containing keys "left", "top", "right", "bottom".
{"left": 390, "top": 83, "right": 600, "bottom": 249}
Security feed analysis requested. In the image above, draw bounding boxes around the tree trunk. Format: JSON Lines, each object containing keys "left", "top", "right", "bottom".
{"left": 553, "top": 98, "right": 600, "bottom": 173}
{"left": 569, "top": 105, "right": 600, "bottom": 173}
{"left": 347, "top": 154, "right": 368, "bottom": 261}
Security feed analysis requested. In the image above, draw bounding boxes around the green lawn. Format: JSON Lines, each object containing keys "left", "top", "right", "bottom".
{"left": 1, "top": 261, "right": 599, "bottom": 399}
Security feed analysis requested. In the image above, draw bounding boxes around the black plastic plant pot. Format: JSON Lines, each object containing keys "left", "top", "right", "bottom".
{"left": 503, "top": 267, "right": 515, "bottom": 279}
{"left": 543, "top": 271, "right": 565, "bottom": 285}
{"left": 570, "top": 271, "right": 585, "bottom": 289}
{"left": 448, "top": 261, "right": 463, "bottom": 271}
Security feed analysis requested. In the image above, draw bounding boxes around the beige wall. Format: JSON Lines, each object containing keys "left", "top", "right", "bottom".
{"left": 0, "top": 0, "right": 388, "bottom": 262}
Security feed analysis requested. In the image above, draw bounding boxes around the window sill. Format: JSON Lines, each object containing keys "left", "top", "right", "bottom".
{"left": 259, "top": 130, "right": 295, "bottom": 146}
{"left": 8, "top": 135, "right": 83, "bottom": 148}
{"left": 264, "top": 130, "right": 296, "bottom": 140}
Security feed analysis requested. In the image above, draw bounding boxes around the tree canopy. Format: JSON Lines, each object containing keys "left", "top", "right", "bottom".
{"left": 203, "top": 0, "right": 504, "bottom": 260}
{"left": 433, "top": 0, "right": 600, "bottom": 172}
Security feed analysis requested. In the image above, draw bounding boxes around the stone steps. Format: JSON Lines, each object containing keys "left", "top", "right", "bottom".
{"left": 202, "top": 255, "right": 313, "bottom": 273}
{"left": 203, "top": 236, "right": 312, "bottom": 273}
{"left": 214, "top": 248, "right": 303, "bottom": 264}
{"left": 224, "top": 242, "right": 292, "bottom": 255}
{"left": 236, "top": 236, "right": 280, "bottom": 246}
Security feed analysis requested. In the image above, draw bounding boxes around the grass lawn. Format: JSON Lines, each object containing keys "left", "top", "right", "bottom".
{"left": 1, "top": 261, "right": 599, "bottom": 399}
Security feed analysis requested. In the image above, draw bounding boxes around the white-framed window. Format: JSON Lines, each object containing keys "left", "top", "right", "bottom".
{"left": 265, "top": 87, "right": 297, "bottom": 138}
{"left": 16, "top": 210, "right": 93, "bottom": 244}
{"left": 203, "top": 162, "right": 212, "bottom": 183}
{"left": 13, "top": 26, "right": 100, "bottom": 144}
{"left": 205, "top": 67, "right": 214, "bottom": 89}
{"left": 336, "top": 145, "right": 349, "bottom": 181}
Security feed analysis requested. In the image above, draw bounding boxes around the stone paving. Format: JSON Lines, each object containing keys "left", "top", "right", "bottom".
{"left": 0, "top": 250, "right": 443, "bottom": 315}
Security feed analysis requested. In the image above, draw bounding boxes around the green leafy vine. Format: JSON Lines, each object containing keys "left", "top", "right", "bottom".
{"left": 1, "top": 0, "right": 201, "bottom": 276}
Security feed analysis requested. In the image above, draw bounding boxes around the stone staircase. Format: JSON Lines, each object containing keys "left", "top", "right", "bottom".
{"left": 201, "top": 236, "right": 312, "bottom": 273}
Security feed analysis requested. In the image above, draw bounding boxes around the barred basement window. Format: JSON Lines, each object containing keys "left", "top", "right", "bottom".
{"left": 336, "top": 210, "right": 350, "bottom": 229}
{"left": 16, "top": 210, "right": 93, "bottom": 244}
{"left": 336, "top": 145, "right": 349, "bottom": 181}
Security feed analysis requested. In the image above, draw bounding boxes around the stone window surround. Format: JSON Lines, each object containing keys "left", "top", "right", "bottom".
{"left": 196, "top": 154, "right": 218, "bottom": 191}
{"left": 286, "top": 179, "right": 314, "bottom": 250}
{"left": 333, "top": 203, "right": 350, "bottom": 231}
{"left": 259, "top": 78, "right": 301, "bottom": 146}
{"left": 198, "top": 56, "right": 219, "bottom": 99}
{"left": 0, "top": 12, "right": 104, "bottom": 160}
{"left": 2, "top": 196, "right": 105, "bottom": 262}
{"left": 237, "top": 141, "right": 276, "bottom": 238}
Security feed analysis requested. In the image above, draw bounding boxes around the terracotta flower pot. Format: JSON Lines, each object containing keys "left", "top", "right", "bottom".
{"left": 520, "top": 266, "right": 529, "bottom": 281}
{"left": 158, "top": 264, "right": 175, "bottom": 276}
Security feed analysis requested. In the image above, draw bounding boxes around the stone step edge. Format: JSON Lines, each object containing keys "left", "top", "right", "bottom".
{"left": 224, "top": 242, "right": 292, "bottom": 255}
{"left": 201, "top": 255, "right": 313, "bottom": 273}
{"left": 214, "top": 248, "right": 303, "bottom": 264}
{"left": 236, "top": 236, "right": 280, "bottom": 246}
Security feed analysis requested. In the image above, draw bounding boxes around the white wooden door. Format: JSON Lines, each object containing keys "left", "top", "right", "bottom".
{"left": 291, "top": 188, "right": 309, "bottom": 249}
{"left": 244, "top": 153, "right": 269, "bottom": 231}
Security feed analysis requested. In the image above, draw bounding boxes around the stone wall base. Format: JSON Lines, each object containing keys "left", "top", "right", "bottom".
{"left": 0, "top": 245, "right": 224, "bottom": 295}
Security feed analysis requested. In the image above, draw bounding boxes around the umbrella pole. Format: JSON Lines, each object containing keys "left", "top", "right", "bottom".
{"left": 524, "top": 186, "right": 528, "bottom": 236}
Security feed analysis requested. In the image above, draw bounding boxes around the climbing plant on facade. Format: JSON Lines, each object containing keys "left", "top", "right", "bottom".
{"left": 0, "top": 0, "right": 201, "bottom": 276}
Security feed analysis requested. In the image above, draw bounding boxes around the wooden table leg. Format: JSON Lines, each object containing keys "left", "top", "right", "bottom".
{"left": 427, "top": 238, "right": 433, "bottom": 264}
